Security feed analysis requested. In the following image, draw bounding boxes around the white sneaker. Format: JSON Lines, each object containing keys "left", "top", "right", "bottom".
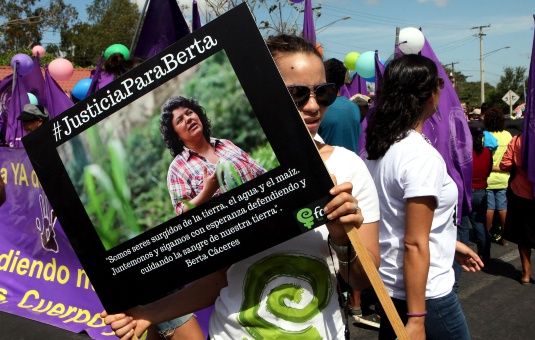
{"left": 348, "top": 307, "right": 380, "bottom": 329}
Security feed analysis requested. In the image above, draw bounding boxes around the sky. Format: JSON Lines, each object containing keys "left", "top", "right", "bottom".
{"left": 48, "top": 0, "right": 534, "bottom": 86}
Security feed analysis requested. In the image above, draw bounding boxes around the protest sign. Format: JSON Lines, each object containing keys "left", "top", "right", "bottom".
{"left": 23, "top": 4, "right": 333, "bottom": 313}
{"left": 0, "top": 147, "right": 113, "bottom": 338}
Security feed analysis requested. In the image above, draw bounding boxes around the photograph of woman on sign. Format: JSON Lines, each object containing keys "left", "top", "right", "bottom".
{"left": 58, "top": 51, "right": 277, "bottom": 251}
{"left": 160, "top": 96, "right": 265, "bottom": 216}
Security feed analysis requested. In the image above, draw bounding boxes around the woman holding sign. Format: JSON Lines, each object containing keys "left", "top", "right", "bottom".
{"left": 103, "top": 34, "right": 380, "bottom": 340}
{"left": 364, "top": 54, "right": 483, "bottom": 340}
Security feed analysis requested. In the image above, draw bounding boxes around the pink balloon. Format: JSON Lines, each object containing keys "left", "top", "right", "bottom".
{"left": 32, "top": 45, "right": 46, "bottom": 57}
{"left": 49, "top": 58, "right": 74, "bottom": 81}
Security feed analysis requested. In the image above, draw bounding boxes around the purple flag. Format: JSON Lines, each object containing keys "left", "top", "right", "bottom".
{"left": 420, "top": 38, "right": 472, "bottom": 222}
{"left": 521, "top": 15, "right": 535, "bottom": 196}
{"left": 302, "top": 0, "right": 316, "bottom": 45}
{"left": 22, "top": 57, "right": 46, "bottom": 107}
{"left": 374, "top": 50, "right": 385, "bottom": 92}
{"left": 347, "top": 73, "right": 368, "bottom": 97}
{"left": 87, "top": 57, "right": 115, "bottom": 96}
{"left": 133, "top": 0, "right": 190, "bottom": 60}
{"left": 192, "top": 0, "right": 202, "bottom": 31}
{"left": 6, "top": 70, "right": 29, "bottom": 147}
{"left": 43, "top": 67, "right": 73, "bottom": 118}
{"left": 0, "top": 75, "right": 14, "bottom": 143}
{"left": 339, "top": 85, "right": 350, "bottom": 98}
{"left": 0, "top": 148, "right": 112, "bottom": 339}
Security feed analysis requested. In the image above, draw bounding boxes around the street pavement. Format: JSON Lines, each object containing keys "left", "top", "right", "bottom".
{"left": 350, "top": 240, "right": 535, "bottom": 339}
{"left": 2, "top": 240, "right": 534, "bottom": 339}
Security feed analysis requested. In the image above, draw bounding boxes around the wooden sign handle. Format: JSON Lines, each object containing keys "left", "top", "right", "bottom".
{"left": 346, "top": 226, "right": 409, "bottom": 340}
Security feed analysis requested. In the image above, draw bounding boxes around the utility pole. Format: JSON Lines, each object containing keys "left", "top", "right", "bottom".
{"left": 447, "top": 61, "right": 459, "bottom": 88}
{"left": 471, "top": 24, "right": 490, "bottom": 105}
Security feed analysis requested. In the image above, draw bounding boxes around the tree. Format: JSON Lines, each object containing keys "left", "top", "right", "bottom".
{"left": 0, "top": 0, "right": 78, "bottom": 53}
{"left": 486, "top": 66, "right": 527, "bottom": 110}
{"left": 60, "top": 0, "right": 139, "bottom": 67}
{"left": 202, "top": 0, "right": 321, "bottom": 36}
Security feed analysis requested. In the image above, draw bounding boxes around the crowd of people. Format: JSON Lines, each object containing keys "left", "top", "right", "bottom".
{"left": 94, "top": 32, "right": 535, "bottom": 340}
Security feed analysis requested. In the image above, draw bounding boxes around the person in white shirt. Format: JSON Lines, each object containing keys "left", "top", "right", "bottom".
{"left": 103, "top": 34, "right": 380, "bottom": 340}
{"left": 363, "top": 54, "right": 483, "bottom": 340}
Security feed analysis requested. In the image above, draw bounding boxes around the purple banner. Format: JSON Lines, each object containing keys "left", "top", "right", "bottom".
{"left": 0, "top": 147, "right": 113, "bottom": 339}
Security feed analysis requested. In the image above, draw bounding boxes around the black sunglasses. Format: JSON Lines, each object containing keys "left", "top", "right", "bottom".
{"left": 286, "top": 83, "right": 338, "bottom": 107}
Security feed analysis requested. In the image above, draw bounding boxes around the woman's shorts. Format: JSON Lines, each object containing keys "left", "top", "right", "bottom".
{"left": 486, "top": 189, "right": 507, "bottom": 210}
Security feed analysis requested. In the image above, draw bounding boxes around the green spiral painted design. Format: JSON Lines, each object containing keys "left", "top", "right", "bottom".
{"left": 238, "top": 254, "right": 332, "bottom": 339}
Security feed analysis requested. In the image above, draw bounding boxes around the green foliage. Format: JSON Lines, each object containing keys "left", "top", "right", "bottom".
{"left": 251, "top": 142, "right": 279, "bottom": 171}
{"left": 486, "top": 66, "right": 527, "bottom": 110}
{"left": 125, "top": 113, "right": 175, "bottom": 229}
{"left": 0, "top": 49, "right": 55, "bottom": 67}
{"left": 60, "top": 0, "right": 139, "bottom": 67}
{"left": 0, "top": 0, "right": 78, "bottom": 54}
{"left": 82, "top": 126, "right": 141, "bottom": 249}
{"left": 184, "top": 52, "right": 266, "bottom": 152}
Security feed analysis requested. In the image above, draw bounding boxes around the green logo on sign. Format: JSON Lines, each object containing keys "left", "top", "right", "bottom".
{"left": 296, "top": 208, "right": 314, "bottom": 229}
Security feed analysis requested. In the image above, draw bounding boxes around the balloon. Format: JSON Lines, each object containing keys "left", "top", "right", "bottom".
{"left": 104, "top": 43, "right": 130, "bottom": 61}
{"left": 355, "top": 51, "right": 375, "bottom": 79}
{"left": 32, "top": 45, "right": 46, "bottom": 57}
{"left": 398, "top": 27, "right": 425, "bottom": 55}
{"left": 71, "top": 77, "right": 93, "bottom": 101}
{"left": 27, "top": 92, "right": 38, "bottom": 105}
{"left": 49, "top": 58, "right": 74, "bottom": 81}
{"left": 363, "top": 75, "right": 375, "bottom": 82}
{"left": 10, "top": 54, "right": 34, "bottom": 76}
{"left": 344, "top": 52, "right": 360, "bottom": 71}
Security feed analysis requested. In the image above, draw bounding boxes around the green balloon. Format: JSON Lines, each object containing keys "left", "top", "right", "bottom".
{"left": 344, "top": 51, "right": 360, "bottom": 71}
{"left": 27, "top": 92, "right": 38, "bottom": 105}
{"left": 104, "top": 44, "right": 130, "bottom": 61}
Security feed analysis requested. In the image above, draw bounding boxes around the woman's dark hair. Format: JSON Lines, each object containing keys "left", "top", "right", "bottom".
{"left": 266, "top": 34, "right": 322, "bottom": 59}
{"left": 470, "top": 126, "right": 484, "bottom": 154}
{"left": 365, "top": 54, "right": 440, "bottom": 159}
{"left": 324, "top": 58, "right": 347, "bottom": 90}
{"left": 483, "top": 107, "right": 505, "bottom": 132}
{"left": 103, "top": 53, "right": 133, "bottom": 77}
{"left": 160, "top": 96, "right": 212, "bottom": 157}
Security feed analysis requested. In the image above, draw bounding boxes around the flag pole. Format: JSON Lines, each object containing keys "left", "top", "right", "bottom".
{"left": 130, "top": 0, "right": 151, "bottom": 54}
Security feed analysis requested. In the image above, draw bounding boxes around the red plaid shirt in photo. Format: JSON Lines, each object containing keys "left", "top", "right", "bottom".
{"left": 167, "top": 138, "right": 266, "bottom": 215}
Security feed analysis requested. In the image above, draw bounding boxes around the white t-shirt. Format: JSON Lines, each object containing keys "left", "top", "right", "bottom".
{"left": 364, "top": 131, "right": 457, "bottom": 300}
{"left": 209, "top": 146, "right": 379, "bottom": 339}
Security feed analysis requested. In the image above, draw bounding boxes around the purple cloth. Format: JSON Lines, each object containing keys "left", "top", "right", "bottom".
{"left": 87, "top": 57, "right": 104, "bottom": 96}
{"left": 44, "top": 67, "right": 74, "bottom": 118}
{"left": 302, "top": 0, "right": 316, "bottom": 45}
{"left": 0, "top": 148, "right": 111, "bottom": 339}
{"left": 339, "top": 85, "right": 350, "bottom": 98}
{"left": 420, "top": 38, "right": 472, "bottom": 221}
{"left": 192, "top": 0, "right": 202, "bottom": 31}
{"left": 0, "top": 75, "right": 14, "bottom": 143}
{"left": 374, "top": 50, "right": 385, "bottom": 92}
{"left": 6, "top": 71, "right": 29, "bottom": 147}
{"left": 22, "top": 57, "right": 46, "bottom": 107}
{"left": 87, "top": 58, "right": 116, "bottom": 96}
{"left": 521, "top": 15, "right": 535, "bottom": 196}
{"left": 347, "top": 73, "right": 368, "bottom": 97}
{"left": 133, "top": 0, "right": 190, "bottom": 60}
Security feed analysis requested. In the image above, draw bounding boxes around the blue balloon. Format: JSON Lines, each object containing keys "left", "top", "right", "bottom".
{"left": 363, "top": 75, "right": 375, "bottom": 82}
{"left": 27, "top": 92, "right": 38, "bottom": 105}
{"left": 71, "top": 78, "right": 92, "bottom": 101}
{"left": 355, "top": 51, "right": 375, "bottom": 79}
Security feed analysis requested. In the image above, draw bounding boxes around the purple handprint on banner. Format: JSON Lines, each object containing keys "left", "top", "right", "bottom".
{"left": 35, "top": 194, "right": 58, "bottom": 252}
